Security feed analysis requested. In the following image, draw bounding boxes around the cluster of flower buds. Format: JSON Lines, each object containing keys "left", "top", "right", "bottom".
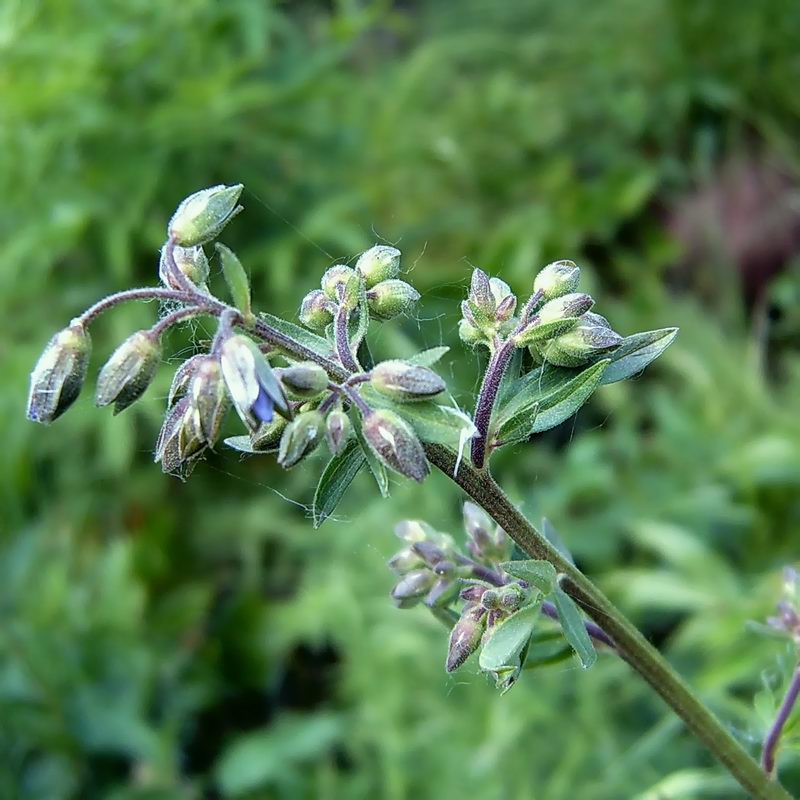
{"left": 767, "top": 567, "right": 800, "bottom": 647}
{"left": 459, "top": 268, "right": 518, "bottom": 347}
{"left": 298, "top": 245, "right": 420, "bottom": 332}
{"left": 462, "top": 501, "right": 512, "bottom": 564}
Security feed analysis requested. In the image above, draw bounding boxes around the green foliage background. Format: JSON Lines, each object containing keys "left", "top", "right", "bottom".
{"left": 4, "top": 1, "right": 800, "bottom": 797}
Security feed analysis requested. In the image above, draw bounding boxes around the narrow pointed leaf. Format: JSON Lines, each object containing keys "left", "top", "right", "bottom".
{"left": 479, "top": 603, "right": 540, "bottom": 674}
{"left": 601, "top": 327, "right": 678, "bottom": 384}
{"left": 408, "top": 346, "right": 450, "bottom": 367}
{"left": 216, "top": 244, "right": 252, "bottom": 318}
{"left": 352, "top": 411, "right": 389, "bottom": 497}
{"left": 258, "top": 312, "right": 334, "bottom": 360}
{"left": 500, "top": 560, "right": 557, "bottom": 594}
{"left": 313, "top": 440, "right": 365, "bottom": 528}
{"left": 552, "top": 584, "right": 596, "bottom": 668}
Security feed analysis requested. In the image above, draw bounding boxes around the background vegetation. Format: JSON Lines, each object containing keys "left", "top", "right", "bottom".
{"left": 4, "top": 0, "right": 800, "bottom": 797}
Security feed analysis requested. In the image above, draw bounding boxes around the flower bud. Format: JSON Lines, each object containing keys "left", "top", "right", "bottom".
{"left": 188, "top": 356, "right": 229, "bottom": 445}
{"left": 362, "top": 409, "right": 429, "bottom": 482}
{"left": 27, "top": 322, "right": 91, "bottom": 424}
{"left": 463, "top": 501, "right": 510, "bottom": 563}
{"left": 394, "top": 519, "right": 438, "bottom": 544}
{"left": 299, "top": 289, "right": 335, "bottom": 332}
{"left": 446, "top": 604, "right": 487, "bottom": 672}
{"left": 355, "top": 245, "right": 401, "bottom": 288}
{"left": 220, "top": 334, "right": 290, "bottom": 431}
{"left": 370, "top": 360, "right": 445, "bottom": 402}
{"left": 159, "top": 244, "right": 209, "bottom": 290}
{"left": 391, "top": 569, "right": 435, "bottom": 608}
{"left": 411, "top": 540, "right": 447, "bottom": 567}
{"left": 325, "top": 408, "right": 351, "bottom": 455}
{"left": 278, "top": 361, "right": 329, "bottom": 399}
{"left": 495, "top": 293, "right": 517, "bottom": 323}
{"left": 489, "top": 277, "right": 513, "bottom": 307}
{"left": 249, "top": 417, "right": 288, "bottom": 451}
{"left": 168, "top": 354, "right": 207, "bottom": 406}
{"left": 533, "top": 260, "right": 581, "bottom": 300}
{"left": 469, "top": 268, "right": 495, "bottom": 316}
{"left": 458, "top": 318, "right": 483, "bottom": 347}
{"left": 513, "top": 292, "right": 594, "bottom": 348}
{"left": 387, "top": 547, "right": 425, "bottom": 574}
{"left": 538, "top": 292, "right": 594, "bottom": 324}
{"left": 96, "top": 330, "right": 161, "bottom": 414}
{"left": 154, "top": 396, "right": 206, "bottom": 478}
{"left": 366, "top": 280, "right": 420, "bottom": 320}
{"left": 497, "top": 583, "right": 529, "bottom": 613}
{"left": 425, "top": 577, "right": 460, "bottom": 608}
{"left": 321, "top": 265, "right": 359, "bottom": 306}
{"left": 168, "top": 184, "right": 244, "bottom": 246}
{"left": 277, "top": 410, "right": 324, "bottom": 468}
{"left": 539, "top": 312, "right": 622, "bottom": 367}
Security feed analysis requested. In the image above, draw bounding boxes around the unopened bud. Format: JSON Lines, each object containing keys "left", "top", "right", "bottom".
{"left": 277, "top": 410, "right": 323, "bottom": 468}
{"left": 168, "top": 354, "right": 207, "bottom": 406}
{"left": 513, "top": 292, "right": 594, "bottom": 348}
{"left": 159, "top": 244, "right": 209, "bottom": 290}
{"left": 394, "top": 519, "right": 438, "bottom": 543}
{"left": 321, "top": 265, "right": 359, "bottom": 306}
{"left": 95, "top": 330, "right": 161, "bottom": 414}
{"left": 538, "top": 292, "right": 594, "bottom": 324}
{"left": 446, "top": 604, "right": 487, "bottom": 672}
{"left": 391, "top": 569, "right": 435, "bottom": 608}
{"left": 370, "top": 360, "right": 445, "bottom": 402}
{"left": 188, "top": 356, "right": 229, "bottom": 445}
{"left": 325, "top": 408, "right": 351, "bottom": 455}
{"left": 27, "top": 322, "right": 92, "bottom": 424}
{"left": 387, "top": 547, "right": 425, "bottom": 574}
{"left": 412, "top": 540, "right": 447, "bottom": 567}
{"left": 367, "top": 280, "right": 420, "bottom": 320}
{"left": 425, "top": 578, "right": 460, "bottom": 608}
{"left": 250, "top": 416, "right": 288, "bottom": 451}
{"left": 469, "top": 269, "right": 495, "bottom": 315}
{"left": 489, "top": 277, "right": 513, "bottom": 306}
{"left": 463, "top": 501, "right": 509, "bottom": 562}
{"left": 278, "top": 361, "right": 329, "bottom": 399}
{"left": 355, "top": 245, "right": 401, "bottom": 288}
{"left": 495, "top": 293, "right": 517, "bottom": 323}
{"left": 458, "top": 318, "right": 483, "bottom": 347}
{"left": 168, "top": 184, "right": 244, "bottom": 246}
{"left": 362, "top": 409, "right": 429, "bottom": 482}
{"left": 539, "top": 312, "right": 622, "bottom": 367}
{"left": 497, "top": 583, "right": 528, "bottom": 613}
{"left": 154, "top": 396, "right": 206, "bottom": 478}
{"left": 299, "top": 289, "right": 335, "bottom": 332}
{"left": 533, "top": 260, "right": 581, "bottom": 300}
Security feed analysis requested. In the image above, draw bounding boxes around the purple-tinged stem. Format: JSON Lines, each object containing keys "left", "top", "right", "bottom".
{"left": 150, "top": 306, "right": 210, "bottom": 338}
{"left": 78, "top": 287, "right": 190, "bottom": 326}
{"left": 342, "top": 384, "right": 372, "bottom": 417}
{"left": 334, "top": 304, "right": 360, "bottom": 372}
{"left": 762, "top": 665, "right": 800, "bottom": 777}
{"left": 164, "top": 236, "right": 205, "bottom": 298}
{"left": 540, "top": 601, "right": 616, "bottom": 650}
{"left": 470, "top": 340, "right": 515, "bottom": 468}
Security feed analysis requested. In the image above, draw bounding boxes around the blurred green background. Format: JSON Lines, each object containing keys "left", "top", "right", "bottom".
{"left": 4, "top": 1, "right": 800, "bottom": 797}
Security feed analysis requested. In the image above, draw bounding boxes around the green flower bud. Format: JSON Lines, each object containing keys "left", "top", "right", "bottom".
{"left": 497, "top": 583, "right": 529, "bottom": 613}
{"left": 394, "top": 519, "right": 439, "bottom": 544}
{"left": 533, "top": 260, "right": 581, "bottom": 300}
{"left": 489, "top": 277, "right": 513, "bottom": 306}
{"left": 355, "top": 245, "right": 401, "bottom": 288}
{"left": 387, "top": 546, "right": 425, "bottom": 574}
{"left": 154, "top": 396, "right": 205, "bottom": 479}
{"left": 458, "top": 318, "right": 483, "bottom": 347}
{"left": 277, "top": 410, "right": 324, "bottom": 468}
{"left": 367, "top": 280, "right": 420, "bottom": 320}
{"left": 188, "top": 356, "right": 229, "bottom": 445}
{"left": 299, "top": 289, "right": 335, "bottom": 332}
{"left": 446, "top": 604, "right": 487, "bottom": 672}
{"left": 96, "top": 330, "right": 161, "bottom": 414}
{"left": 250, "top": 416, "right": 288, "bottom": 451}
{"left": 167, "top": 354, "right": 207, "bottom": 406}
{"left": 278, "top": 361, "right": 329, "bottom": 399}
{"left": 538, "top": 292, "right": 594, "bottom": 324}
{"left": 539, "top": 312, "right": 623, "bottom": 367}
{"left": 321, "top": 264, "right": 359, "bottom": 306}
{"left": 325, "top": 408, "right": 351, "bottom": 455}
{"left": 362, "top": 409, "right": 429, "bottom": 482}
{"left": 469, "top": 268, "right": 496, "bottom": 316}
{"left": 425, "top": 575, "right": 460, "bottom": 608}
{"left": 391, "top": 569, "right": 436, "bottom": 608}
{"left": 370, "top": 360, "right": 445, "bottom": 402}
{"left": 27, "top": 322, "right": 92, "bottom": 424}
{"left": 159, "top": 244, "right": 209, "bottom": 290}
{"left": 168, "top": 184, "right": 244, "bottom": 246}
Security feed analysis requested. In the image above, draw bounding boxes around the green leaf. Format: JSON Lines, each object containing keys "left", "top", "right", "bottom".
{"left": 352, "top": 411, "right": 389, "bottom": 497}
{"left": 479, "top": 603, "right": 540, "bottom": 679}
{"left": 348, "top": 276, "right": 370, "bottom": 358}
{"left": 224, "top": 435, "right": 275, "bottom": 454}
{"left": 500, "top": 560, "right": 557, "bottom": 594}
{"left": 407, "top": 346, "right": 450, "bottom": 367}
{"left": 542, "top": 518, "right": 575, "bottom": 566}
{"left": 552, "top": 583, "right": 596, "bottom": 668}
{"left": 312, "top": 441, "right": 365, "bottom": 528}
{"left": 216, "top": 243, "right": 252, "bottom": 319}
{"left": 601, "top": 327, "right": 678, "bottom": 384}
{"left": 494, "top": 360, "right": 609, "bottom": 445}
{"left": 497, "top": 347, "right": 523, "bottom": 405}
{"left": 258, "top": 312, "right": 334, "bottom": 361}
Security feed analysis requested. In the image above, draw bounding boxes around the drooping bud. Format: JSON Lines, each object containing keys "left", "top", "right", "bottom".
{"left": 168, "top": 184, "right": 243, "bottom": 246}
{"left": 533, "top": 260, "right": 581, "bottom": 300}
{"left": 361, "top": 409, "right": 429, "bottom": 482}
{"left": 154, "top": 396, "right": 206, "bottom": 478}
{"left": 277, "top": 410, "right": 324, "bottom": 468}
{"left": 299, "top": 289, "right": 335, "bottom": 332}
{"left": 167, "top": 354, "right": 207, "bottom": 406}
{"left": 370, "top": 360, "right": 445, "bottom": 402}
{"left": 325, "top": 408, "right": 351, "bottom": 455}
{"left": 249, "top": 416, "right": 288, "bottom": 451}
{"left": 387, "top": 547, "right": 425, "bottom": 574}
{"left": 188, "top": 356, "right": 229, "bottom": 445}
{"left": 366, "top": 280, "right": 420, "bottom": 320}
{"left": 27, "top": 322, "right": 92, "bottom": 424}
{"left": 95, "top": 330, "right": 161, "bottom": 414}
{"left": 355, "top": 245, "right": 401, "bottom": 288}
{"left": 538, "top": 312, "right": 623, "bottom": 367}
{"left": 321, "top": 265, "right": 359, "bottom": 307}
{"left": 278, "top": 361, "right": 329, "bottom": 399}
{"left": 391, "top": 569, "right": 436, "bottom": 608}
{"left": 159, "top": 244, "right": 210, "bottom": 290}
{"left": 446, "top": 604, "right": 487, "bottom": 672}
{"left": 220, "top": 334, "right": 290, "bottom": 431}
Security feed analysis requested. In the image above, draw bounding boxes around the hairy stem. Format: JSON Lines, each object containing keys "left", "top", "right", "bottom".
{"left": 762, "top": 665, "right": 800, "bottom": 778}
{"left": 470, "top": 340, "right": 515, "bottom": 468}
{"left": 424, "top": 443, "right": 793, "bottom": 800}
{"left": 150, "top": 306, "right": 210, "bottom": 337}
{"left": 334, "top": 305, "right": 360, "bottom": 372}
{"left": 78, "top": 288, "right": 190, "bottom": 326}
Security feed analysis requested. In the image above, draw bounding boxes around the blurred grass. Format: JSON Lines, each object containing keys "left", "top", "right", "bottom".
{"left": 3, "top": 0, "right": 800, "bottom": 797}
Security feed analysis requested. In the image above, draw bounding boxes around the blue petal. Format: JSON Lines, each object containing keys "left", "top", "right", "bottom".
{"left": 252, "top": 387, "right": 274, "bottom": 423}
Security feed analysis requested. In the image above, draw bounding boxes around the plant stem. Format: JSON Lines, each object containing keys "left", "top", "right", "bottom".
{"left": 762, "top": 665, "right": 800, "bottom": 778}
{"left": 471, "top": 340, "right": 515, "bottom": 469}
{"left": 334, "top": 305, "right": 360, "bottom": 372}
{"left": 150, "top": 306, "right": 209, "bottom": 337}
{"left": 423, "top": 443, "right": 793, "bottom": 800}
{"left": 78, "top": 287, "right": 189, "bottom": 325}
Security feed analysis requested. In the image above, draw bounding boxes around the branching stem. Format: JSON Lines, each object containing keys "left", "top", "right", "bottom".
{"left": 762, "top": 664, "right": 800, "bottom": 778}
